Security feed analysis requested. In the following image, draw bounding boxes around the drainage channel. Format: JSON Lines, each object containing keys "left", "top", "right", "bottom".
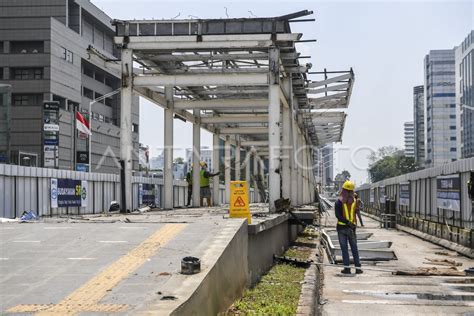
{"left": 226, "top": 226, "right": 322, "bottom": 315}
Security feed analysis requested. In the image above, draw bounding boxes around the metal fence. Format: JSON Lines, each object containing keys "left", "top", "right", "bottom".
{"left": 0, "top": 164, "right": 256, "bottom": 218}
{"left": 356, "top": 157, "right": 474, "bottom": 248}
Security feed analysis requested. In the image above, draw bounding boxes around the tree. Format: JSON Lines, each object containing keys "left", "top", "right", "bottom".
{"left": 174, "top": 157, "right": 184, "bottom": 164}
{"left": 368, "top": 147, "right": 418, "bottom": 182}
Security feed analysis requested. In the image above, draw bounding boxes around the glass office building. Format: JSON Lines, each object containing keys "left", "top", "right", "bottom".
{"left": 424, "top": 49, "right": 457, "bottom": 167}
{"left": 455, "top": 31, "right": 474, "bottom": 159}
{"left": 413, "top": 85, "right": 425, "bottom": 165}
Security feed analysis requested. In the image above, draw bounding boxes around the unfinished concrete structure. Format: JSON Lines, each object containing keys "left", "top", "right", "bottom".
{"left": 112, "top": 10, "right": 354, "bottom": 212}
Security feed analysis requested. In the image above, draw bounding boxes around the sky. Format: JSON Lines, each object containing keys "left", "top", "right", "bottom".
{"left": 92, "top": 0, "right": 473, "bottom": 184}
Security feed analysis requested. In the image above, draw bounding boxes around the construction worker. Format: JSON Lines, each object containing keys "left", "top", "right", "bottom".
{"left": 335, "top": 180, "right": 363, "bottom": 274}
{"left": 185, "top": 165, "right": 193, "bottom": 207}
{"left": 200, "top": 161, "right": 220, "bottom": 207}
{"left": 354, "top": 192, "right": 364, "bottom": 227}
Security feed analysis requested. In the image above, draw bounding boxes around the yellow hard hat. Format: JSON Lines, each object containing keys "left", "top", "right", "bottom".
{"left": 342, "top": 180, "right": 355, "bottom": 191}
{"left": 200, "top": 161, "right": 206, "bottom": 167}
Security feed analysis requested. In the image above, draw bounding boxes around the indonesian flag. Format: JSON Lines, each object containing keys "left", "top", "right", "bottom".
{"left": 76, "top": 112, "right": 91, "bottom": 136}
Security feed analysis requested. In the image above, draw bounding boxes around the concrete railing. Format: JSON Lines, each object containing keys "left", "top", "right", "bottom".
{"left": 0, "top": 164, "right": 257, "bottom": 218}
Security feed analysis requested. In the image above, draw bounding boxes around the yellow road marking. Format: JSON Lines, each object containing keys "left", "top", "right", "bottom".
{"left": 7, "top": 224, "right": 186, "bottom": 315}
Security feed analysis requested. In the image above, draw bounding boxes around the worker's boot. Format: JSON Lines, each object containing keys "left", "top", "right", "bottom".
{"left": 355, "top": 268, "right": 363, "bottom": 274}
{"left": 340, "top": 268, "right": 351, "bottom": 274}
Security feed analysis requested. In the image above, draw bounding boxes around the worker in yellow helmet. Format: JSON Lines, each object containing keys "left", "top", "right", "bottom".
{"left": 335, "top": 180, "right": 362, "bottom": 275}
{"left": 199, "top": 161, "right": 220, "bottom": 207}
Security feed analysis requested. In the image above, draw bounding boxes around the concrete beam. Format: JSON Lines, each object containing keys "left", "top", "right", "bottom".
{"left": 219, "top": 127, "right": 268, "bottom": 135}
{"left": 200, "top": 115, "right": 268, "bottom": 124}
{"left": 235, "top": 136, "right": 241, "bottom": 181}
{"left": 307, "top": 73, "right": 352, "bottom": 88}
{"left": 241, "top": 140, "right": 269, "bottom": 147}
{"left": 174, "top": 99, "right": 268, "bottom": 110}
{"left": 115, "top": 33, "right": 302, "bottom": 50}
{"left": 133, "top": 73, "right": 269, "bottom": 87}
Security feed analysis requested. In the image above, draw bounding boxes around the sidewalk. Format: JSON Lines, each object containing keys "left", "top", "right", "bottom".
{"left": 321, "top": 213, "right": 474, "bottom": 315}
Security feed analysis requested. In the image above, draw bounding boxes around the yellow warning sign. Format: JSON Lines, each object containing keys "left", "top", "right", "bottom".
{"left": 229, "top": 181, "right": 251, "bottom": 224}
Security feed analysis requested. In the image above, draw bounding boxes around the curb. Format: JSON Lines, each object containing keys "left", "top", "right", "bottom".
{"left": 296, "top": 242, "right": 323, "bottom": 316}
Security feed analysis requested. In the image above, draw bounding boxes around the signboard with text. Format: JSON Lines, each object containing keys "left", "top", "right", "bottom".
{"left": 437, "top": 175, "right": 461, "bottom": 212}
{"left": 43, "top": 101, "right": 59, "bottom": 169}
{"left": 399, "top": 182, "right": 410, "bottom": 206}
{"left": 51, "top": 178, "right": 88, "bottom": 208}
{"left": 139, "top": 183, "right": 157, "bottom": 206}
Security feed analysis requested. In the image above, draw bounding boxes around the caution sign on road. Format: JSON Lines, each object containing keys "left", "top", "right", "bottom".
{"left": 229, "top": 181, "right": 251, "bottom": 224}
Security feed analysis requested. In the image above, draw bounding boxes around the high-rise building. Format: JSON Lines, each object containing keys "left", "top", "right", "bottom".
{"left": 0, "top": 0, "right": 140, "bottom": 173}
{"left": 413, "top": 85, "right": 425, "bottom": 165}
{"left": 404, "top": 121, "right": 415, "bottom": 158}
{"left": 322, "top": 144, "right": 334, "bottom": 185}
{"left": 424, "top": 49, "right": 457, "bottom": 167}
{"left": 455, "top": 31, "right": 474, "bottom": 159}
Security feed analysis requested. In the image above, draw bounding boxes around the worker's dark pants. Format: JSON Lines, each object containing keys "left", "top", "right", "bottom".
{"left": 187, "top": 186, "right": 192, "bottom": 206}
{"left": 337, "top": 227, "right": 361, "bottom": 268}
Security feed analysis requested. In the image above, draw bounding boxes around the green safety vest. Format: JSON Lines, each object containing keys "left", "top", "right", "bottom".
{"left": 338, "top": 202, "right": 356, "bottom": 226}
{"left": 200, "top": 169, "right": 209, "bottom": 187}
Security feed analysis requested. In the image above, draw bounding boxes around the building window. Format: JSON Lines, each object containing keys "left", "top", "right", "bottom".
{"left": 132, "top": 123, "right": 139, "bottom": 133}
{"left": 12, "top": 94, "right": 42, "bottom": 106}
{"left": 449, "top": 126, "right": 456, "bottom": 130}
{"left": 10, "top": 41, "right": 44, "bottom": 54}
{"left": 82, "top": 87, "right": 94, "bottom": 99}
{"left": 0, "top": 42, "right": 3, "bottom": 53}
{"left": 12, "top": 68, "right": 43, "bottom": 80}
{"left": 105, "top": 97, "right": 113, "bottom": 107}
{"left": 62, "top": 47, "right": 73, "bottom": 63}
{"left": 94, "top": 92, "right": 104, "bottom": 103}
{"left": 83, "top": 66, "right": 94, "bottom": 78}
{"left": 450, "top": 136, "right": 457, "bottom": 141}
{"left": 0, "top": 67, "right": 3, "bottom": 80}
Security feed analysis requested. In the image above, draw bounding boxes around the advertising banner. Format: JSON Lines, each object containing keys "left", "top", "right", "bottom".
{"left": 379, "top": 186, "right": 386, "bottom": 204}
{"left": 437, "top": 175, "right": 461, "bottom": 212}
{"left": 399, "top": 182, "right": 410, "bottom": 206}
{"left": 51, "top": 178, "right": 88, "bottom": 208}
{"left": 370, "top": 189, "right": 374, "bottom": 203}
{"left": 139, "top": 183, "right": 156, "bottom": 206}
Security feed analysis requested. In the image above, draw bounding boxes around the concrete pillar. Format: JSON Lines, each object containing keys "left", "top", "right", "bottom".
{"left": 120, "top": 48, "right": 133, "bottom": 212}
{"left": 163, "top": 86, "right": 174, "bottom": 209}
{"left": 212, "top": 133, "right": 220, "bottom": 206}
{"left": 281, "top": 101, "right": 291, "bottom": 199}
{"left": 245, "top": 149, "right": 251, "bottom": 201}
{"left": 268, "top": 47, "right": 281, "bottom": 212}
{"left": 290, "top": 111, "right": 298, "bottom": 206}
{"left": 253, "top": 151, "right": 260, "bottom": 203}
{"left": 224, "top": 135, "right": 231, "bottom": 203}
{"left": 235, "top": 136, "right": 241, "bottom": 181}
{"left": 192, "top": 109, "right": 201, "bottom": 207}
{"left": 297, "top": 131, "right": 303, "bottom": 205}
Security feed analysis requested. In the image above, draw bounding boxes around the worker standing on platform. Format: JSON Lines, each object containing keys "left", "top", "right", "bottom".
{"left": 200, "top": 161, "right": 220, "bottom": 207}
{"left": 354, "top": 192, "right": 364, "bottom": 227}
{"left": 186, "top": 165, "right": 193, "bottom": 207}
{"left": 335, "top": 181, "right": 363, "bottom": 274}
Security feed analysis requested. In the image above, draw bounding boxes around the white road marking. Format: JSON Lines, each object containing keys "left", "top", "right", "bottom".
{"left": 12, "top": 240, "right": 40, "bottom": 243}
{"left": 119, "top": 226, "right": 146, "bottom": 229}
{"left": 1, "top": 227, "right": 15, "bottom": 230}
{"left": 44, "top": 227, "right": 73, "bottom": 230}
{"left": 98, "top": 240, "right": 128, "bottom": 243}
{"left": 67, "top": 258, "right": 96, "bottom": 260}
{"left": 0, "top": 258, "right": 9, "bottom": 260}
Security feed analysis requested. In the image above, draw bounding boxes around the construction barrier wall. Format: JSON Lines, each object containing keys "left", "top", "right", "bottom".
{"left": 356, "top": 157, "right": 474, "bottom": 249}
{"left": 0, "top": 164, "right": 256, "bottom": 218}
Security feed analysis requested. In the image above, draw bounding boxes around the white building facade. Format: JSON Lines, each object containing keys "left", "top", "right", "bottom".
{"left": 404, "top": 121, "right": 415, "bottom": 158}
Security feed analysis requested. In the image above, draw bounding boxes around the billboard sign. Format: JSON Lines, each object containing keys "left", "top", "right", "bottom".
{"left": 399, "top": 182, "right": 410, "bottom": 206}
{"left": 437, "top": 175, "right": 461, "bottom": 212}
{"left": 51, "top": 178, "right": 88, "bottom": 208}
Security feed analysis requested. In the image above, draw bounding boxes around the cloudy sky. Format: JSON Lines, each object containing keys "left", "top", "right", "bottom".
{"left": 92, "top": 0, "right": 473, "bottom": 184}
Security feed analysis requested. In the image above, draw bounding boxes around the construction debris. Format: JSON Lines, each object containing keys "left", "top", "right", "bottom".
{"left": 393, "top": 266, "right": 466, "bottom": 277}
{"left": 423, "top": 257, "right": 462, "bottom": 267}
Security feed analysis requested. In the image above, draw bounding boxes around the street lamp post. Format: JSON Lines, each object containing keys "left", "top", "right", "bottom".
{"left": 87, "top": 89, "right": 120, "bottom": 172}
